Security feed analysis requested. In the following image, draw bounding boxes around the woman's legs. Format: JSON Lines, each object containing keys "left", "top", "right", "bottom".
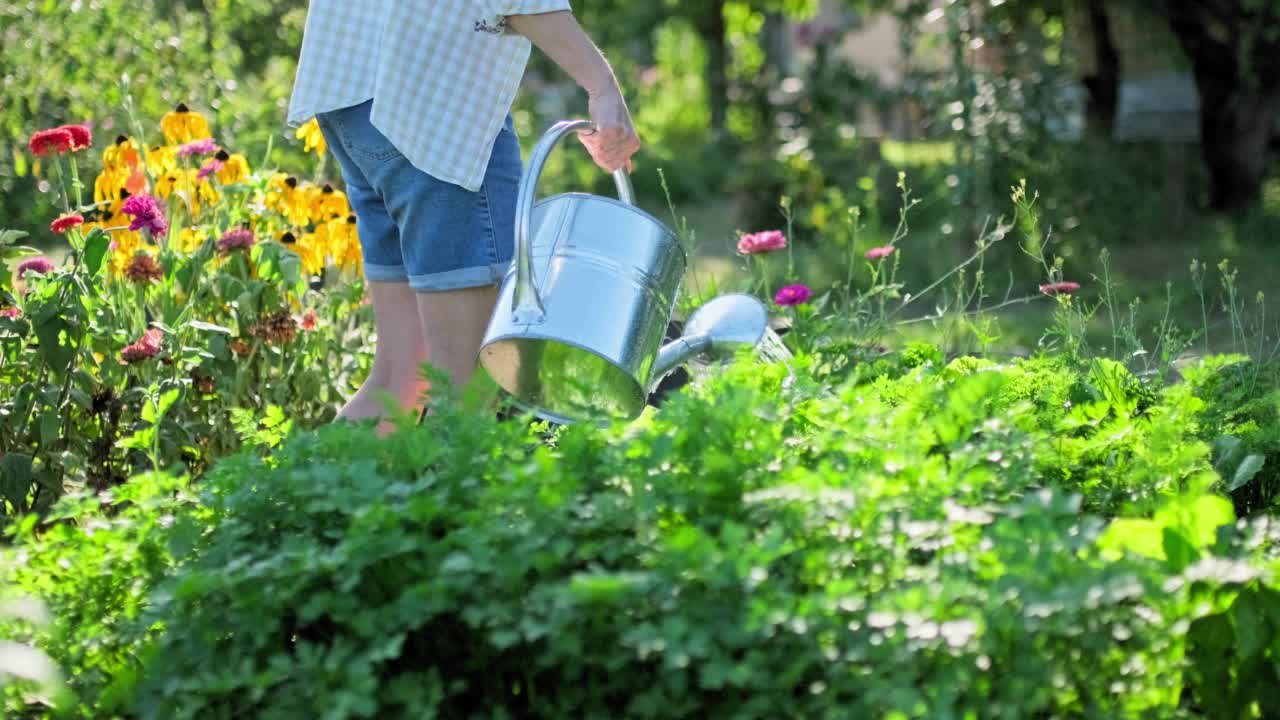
{"left": 415, "top": 284, "right": 499, "bottom": 392}
{"left": 338, "top": 281, "right": 430, "bottom": 426}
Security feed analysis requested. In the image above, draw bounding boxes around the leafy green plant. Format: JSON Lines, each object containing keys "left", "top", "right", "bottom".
{"left": 0, "top": 350, "right": 1267, "bottom": 718}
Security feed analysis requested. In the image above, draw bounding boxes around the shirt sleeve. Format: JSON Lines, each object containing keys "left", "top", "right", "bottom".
{"left": 476, "top": 0, "right": 571, "bottom": 32}
{"left": 490, "top": 0, "right": 571, "bottom": 16}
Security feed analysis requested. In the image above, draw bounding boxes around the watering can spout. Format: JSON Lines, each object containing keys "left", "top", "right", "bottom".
{"left": 645, "top": 293, "right": 773, "bottom": 394}
{"left": 651, "top": 334, "right": 713, "bottom": 386}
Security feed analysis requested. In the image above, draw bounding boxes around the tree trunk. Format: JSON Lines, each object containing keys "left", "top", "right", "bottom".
{"left": 1164, "top": 1, "right": 1280, "bottom": 213}
{"left": 694, "top": 0, "right": 729, "bottom": 135}
{"left": 1196, "top": 84, "right": 1280, "bottom": 212}
{"left": 1080, "top": 0, "right": 1119, "bottom": 136}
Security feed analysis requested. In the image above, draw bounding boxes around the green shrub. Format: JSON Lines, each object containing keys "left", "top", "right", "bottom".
{"left": 4, "top": 351, "right": 1278, "bottom": 718}
{"left": 1, "top": 472, "right": 199, "bottom": 717}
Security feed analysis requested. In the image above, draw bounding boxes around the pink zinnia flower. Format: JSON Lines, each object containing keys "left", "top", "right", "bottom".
{"left": 0, "top": 306, "right": 20, "bottom": 320}
{"left": 218, "top": 229, "right": 256, "bottom": 254}
{"left": 17, "top": 256, "right": 55, "bottom": 279}
{"left": 50, "top": 213, "right": 85, "bottom": 234}
{"left": 121, "top": 194, "right": 169, "bottom": 237}
{"left": 177, "top": 138, "right": 219, "bottom": 157}
{"left": 1040, "top": 281, "right": 1081, "bottom": 297}
{"left": 737, "top": 230, "right": 787, "bottom": 255}
{"left": 775, "top": 283, "right": 813, "bottom": 307}
{"left": 196, "top": 158, "right": 224, "bottom": 181}
{"left": 865, "top": 245, "right": 895, "bottom": 261}
{"left": 59, "top": 124, "right": 92, "bottom": 151}
{"left": 120, "top": 329, "right": 163, "bottom": 364}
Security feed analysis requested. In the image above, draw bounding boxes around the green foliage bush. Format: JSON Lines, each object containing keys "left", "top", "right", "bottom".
{"left": 5, "top": 351, "right": 1278, "bottom": 718}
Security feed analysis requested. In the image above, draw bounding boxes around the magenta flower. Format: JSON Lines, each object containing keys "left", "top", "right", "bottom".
{"left": 217, "top": 228, "right": 256, "bottom": 254}
{"left": 120, "top": 328, "right": 163, "bottom": 364}
{"left": 17, "top": 256, "right": 55, "bottom": 279}
{"left": 775, "top": 283, "right": 813, "bottom": 307}
{"left": 177, "top": 138, "right": 219, "bottom": 157}
{"left": 1040, "top": 281, "right": 1081, "bottom": 297}
{"left": 737, "top": 230, "right": 787, "bottom": 255}
{"left": 1, "top": 306, "right": 20, "bottom": 320}
{"left": 121, "top": 194, "right": 169, "bottom": 237}
{"left": 865, "top": 245, "right": 895, "bottom": 261}
{"left": 196, "top": 158, "right": 225, "bottom": 182}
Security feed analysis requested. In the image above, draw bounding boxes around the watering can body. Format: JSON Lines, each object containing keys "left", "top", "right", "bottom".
{"left": 478, "top": 120, "right": 687, "bottom": 424}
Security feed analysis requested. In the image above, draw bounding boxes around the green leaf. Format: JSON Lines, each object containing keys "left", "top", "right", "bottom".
{"left": 1232, "top": 589, "right": 1269, "bottom": 659}
{"left": 186, "top": 320, "right": 233, "bottom": 335}
{"left": 1161, "top": 527, "right": 1199, "bottom": 573}
{"left": 83, "top": 227, "right": 111, "bottom": 279}
{"left": 0, "top": 229, "right": 30, "bottom": 247}
{"left": 1099, "top": 518, "right": 1164, "bottom": 561}
{"left": 1228, "top": 454, "right": 1266, "bottom": 492}
{"left": 39, "top": 409, "right": 59, "bottom": 449}
{"left": 157, "top": 388, "right": 181, "bottom": 420}
{"left": 33, "top": 313, "right": 76, "bottom": 372}
{"left": 1156, "top": 494, "right": 1236, "bottom": 550}
{"left": 0, "top": 453, "right": 34, "bottom": 511}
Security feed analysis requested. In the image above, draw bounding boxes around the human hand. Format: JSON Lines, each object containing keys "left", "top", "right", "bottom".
{"left": 579, "top": 84, "right": 641, "bottom": 174}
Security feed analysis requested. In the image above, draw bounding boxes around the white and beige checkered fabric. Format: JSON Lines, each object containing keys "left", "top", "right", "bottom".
{"left": 288, "top": 0, "right": 571, "bottom": 192}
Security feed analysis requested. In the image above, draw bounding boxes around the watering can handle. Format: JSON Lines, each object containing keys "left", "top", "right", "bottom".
{"left": 512, "top": 120, "right": 635, "bottom": 325}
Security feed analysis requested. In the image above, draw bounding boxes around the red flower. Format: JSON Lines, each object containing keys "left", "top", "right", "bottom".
{"left": 1039, "top": 281, "right": 1081, "bottom": 297}
{"left": 59, "top": 124, "right": 93, "bottom": 152}
{"left": 865, "top": 245, "right": 895, "bottom": 260}
{"left": 738, "top": 230, "right": 787, "bottom": 255}
{"left": 50, "top": 213, "right": 85, "bottom": 234}
{"left": 120, "top": 329, "right": 163, "bottom": 364}
{"left": 29, "top": 128, "right": 74, "bottom": 156}
{"left": 775, "top": 283, "right": 814, "bottom": 307}
{"left": 299, "top": 309, "right": 318, "bottom": 332}
{"left": 124, "top": 254, "right": 164, "bottom": 284}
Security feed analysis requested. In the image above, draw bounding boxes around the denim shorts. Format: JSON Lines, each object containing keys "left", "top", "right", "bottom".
{"left": 314, "top": 100, "right": 521, "bottom": 292}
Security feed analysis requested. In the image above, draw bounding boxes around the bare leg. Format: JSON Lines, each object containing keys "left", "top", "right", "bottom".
{"left": 415, "top": 284, "right": 500, "bottom": 405}
{"left": 338, "top": 281, "right": 429, "bottom": 428}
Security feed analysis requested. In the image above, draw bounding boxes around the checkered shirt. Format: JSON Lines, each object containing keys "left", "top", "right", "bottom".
{"left": 288, "top": 0, "right": 571, "bottom": 192}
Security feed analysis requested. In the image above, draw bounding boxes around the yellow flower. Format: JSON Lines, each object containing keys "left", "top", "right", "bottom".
{"left": 155, "top": 169, "right": 221, "bottom": 217}
{"left": 107, "top": 230, "right": 148, "bottom": 275}
{"left": 177, "top": 227, "right": 208, "bottom": 254}
{"left": 215, "top": 151, "right": 251, "bottom": 185}
{"left": 296, "top": 119, "right": 327, "bottom": 157}
{"left": 146, "top": 145, "right": 179, "bottom": 176}
{"left": 102, "top": 136, "right": 142, "bottom": 175}
{"left": 94, "top": 168, "right": 130, "bottom": 205}
{"left": 290, "top": 231, "right": 326, "bottom": 277}
{"left": 309, "top": 184, "right": 350, "bottom": 223}
{"left": 159, "top": 103, "right": 213, "bottom": 145}
{"left": 154, "top": 170, "right": 183, "bottom": 201}
{"left": 318, "top": 214, "right": 361, "bottom": 274}
{"left": 265, "top": 174, "right": 312, "bottom": 227}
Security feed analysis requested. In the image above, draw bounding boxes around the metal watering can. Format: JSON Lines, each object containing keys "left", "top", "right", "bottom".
{"left": 478, "top": 120, "right": 770, "bottom": 425}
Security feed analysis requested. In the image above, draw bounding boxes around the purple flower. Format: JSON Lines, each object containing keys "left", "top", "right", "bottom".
{"left": 178, "top": 138, "right": 219, "bottom": 157}
{"left": 774, "top": 284, "right": 813, "bottom": 307}
{"left": 217, "top": 228, "right": 256, "bottom": 254}
{"left": 196, "top": 158, "right": 225, "bottom": 181}
{"left": 17, "top": 256, "right": 55, "bottom": 279}
{"left": 121, "top": 193, "right": 169, "bottom": 237}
